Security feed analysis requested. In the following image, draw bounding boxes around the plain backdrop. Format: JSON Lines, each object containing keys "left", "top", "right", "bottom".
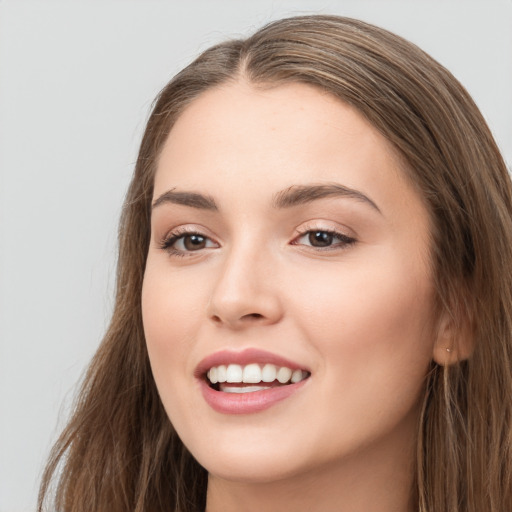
{"left": 1, "top": 1, "right": 511, "bottom": 511}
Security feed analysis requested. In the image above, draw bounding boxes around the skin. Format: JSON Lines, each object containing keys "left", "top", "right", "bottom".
{"left": 142, "top": 81, "right": 443, "bottom": 512}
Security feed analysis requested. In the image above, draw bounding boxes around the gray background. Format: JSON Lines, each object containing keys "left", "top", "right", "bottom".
{"left": 1, "top": 1, "right": 511, "bottom": 511}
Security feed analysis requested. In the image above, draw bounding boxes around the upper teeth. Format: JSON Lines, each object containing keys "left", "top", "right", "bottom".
{"left": 207, "top": 363, "right": 307, "bottom": 385}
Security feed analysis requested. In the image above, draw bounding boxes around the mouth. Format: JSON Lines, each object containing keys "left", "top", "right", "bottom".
{"left": 196, "top": 349, "right": 311, "bottom": 413}
{"left": 205, "top": 363, "right": 310, "bottom": 393}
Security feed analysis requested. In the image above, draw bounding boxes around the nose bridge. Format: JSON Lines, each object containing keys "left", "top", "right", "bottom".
{"left": 208, "top": 233, "right": 282, "bottom": 327}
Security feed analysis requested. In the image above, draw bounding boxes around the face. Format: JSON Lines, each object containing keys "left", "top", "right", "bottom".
{"left": 142, "top": 81, "right": 437, "bottom": 483}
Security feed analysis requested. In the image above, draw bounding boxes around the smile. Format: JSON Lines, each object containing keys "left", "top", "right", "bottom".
{"left": 207, "top": 363, "right": 309, "bottom": 393}
{"left": 197, "top": 349, "right": 311, "bottom": 413}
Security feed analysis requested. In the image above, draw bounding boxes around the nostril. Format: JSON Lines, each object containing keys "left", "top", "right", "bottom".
{"left": 246, "top": 313, "right": 264, "bottom": 320}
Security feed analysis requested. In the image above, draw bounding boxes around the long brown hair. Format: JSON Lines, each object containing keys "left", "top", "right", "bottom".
{"left": 39, "top": 15, "right": 512, "bottom": 512}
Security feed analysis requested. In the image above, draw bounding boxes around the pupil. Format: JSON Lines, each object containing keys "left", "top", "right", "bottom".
{"left": 184, "top": 234, "right": 205, "bottom": 250}
{"left": 309, "top": 231, "right": 333, "bottom": 247}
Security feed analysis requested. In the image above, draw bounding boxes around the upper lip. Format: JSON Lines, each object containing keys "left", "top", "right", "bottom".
{"left": 194, "top": 348, "right": 309, "bottom": 378}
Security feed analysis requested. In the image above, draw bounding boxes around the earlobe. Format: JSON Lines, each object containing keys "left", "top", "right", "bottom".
{"left": 432, "top": 308, "right": 474, "bottom": 366}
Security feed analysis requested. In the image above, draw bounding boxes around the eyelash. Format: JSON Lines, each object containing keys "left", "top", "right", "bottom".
{"left": 159, "top": 227, "right": 216, "bottom": 258}
{"left": 291, "top": 227, "right": 356, "bottom": 251}
{"left": 159, "top": 226, "right": 356, "bottom": 257}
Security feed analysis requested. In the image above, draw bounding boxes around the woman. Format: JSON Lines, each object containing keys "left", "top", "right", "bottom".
{"left": 39, "top": 15, "right": 512, "bottom": 512}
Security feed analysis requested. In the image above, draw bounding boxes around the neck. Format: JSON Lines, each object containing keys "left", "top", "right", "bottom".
{"left": 205, "top": 419, "right": 417, "bottom": 512}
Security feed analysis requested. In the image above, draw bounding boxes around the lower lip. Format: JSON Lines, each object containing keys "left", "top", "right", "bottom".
{"left": 200, "top": 378, "right": 308, "bottom": 414}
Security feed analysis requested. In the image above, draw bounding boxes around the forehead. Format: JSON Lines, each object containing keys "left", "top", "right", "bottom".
{"left": 154, "top": 81, "right": 426, "bottom": 222}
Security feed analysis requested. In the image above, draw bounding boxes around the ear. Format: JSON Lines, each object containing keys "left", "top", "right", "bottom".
{"left": 432, "top": 306, "right": 474, "bottom": 366}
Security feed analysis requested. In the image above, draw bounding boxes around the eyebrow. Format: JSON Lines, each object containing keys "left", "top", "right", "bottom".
{"left": 272, "top": 183, "right": 381, "bottom": 213}
{"left": 151, "top": 183, "right": 380, "bottom": 214}
{"left": 152, "top": 189, "right": 218, "bottom": 211}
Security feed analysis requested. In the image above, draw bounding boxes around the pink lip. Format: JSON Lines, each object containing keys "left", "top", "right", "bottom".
{"left": 199, "top": 378, "right": 309, "bottom": 414}
{"left": 194, "top": 348, "right": 308, "bottom": 378}
{"left": 195, "top": 348, "right": 310, "bottom": 415}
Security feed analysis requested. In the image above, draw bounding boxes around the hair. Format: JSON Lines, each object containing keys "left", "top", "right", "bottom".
{"left": 39, "top": 14, "right": 512, "bottom": 512}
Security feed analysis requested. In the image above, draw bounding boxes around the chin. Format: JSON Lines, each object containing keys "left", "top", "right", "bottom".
{"left": 179, "top": 423, "right": 316, "bottom": 484}
{"left": 198, "top": 449, "right": 310, "bottom": 484}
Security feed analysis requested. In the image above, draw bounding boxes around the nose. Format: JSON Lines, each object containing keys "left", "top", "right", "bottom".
{"left": 207, "top": 244, "right": 284, "bottom": 329}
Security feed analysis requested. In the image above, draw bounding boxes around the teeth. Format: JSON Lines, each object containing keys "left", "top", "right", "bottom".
{"left": 209, "top": 366, "right": 218, "bottom": 384}
{"left": 262, "top": 364, "right": 277, "bottom": 382}
{"left": 221, "top": 385, "right": 270, "bottom": 393}
{"left": 217, "top": 365, "right": 227, "bottom": 383}
{"left": 226, "top": 364, "right": 243, "bottom": 383}
{"left": 291, "top": 369, "right": 303, "bottom": 383}
{"left": 206, "top": 363, "right": 308, "bottom": 386}
{"left": 243, "top": 363, "right": 262, "bottom": 383}
{"left": 276, "top": 366, "right": 292, "bottom": 383}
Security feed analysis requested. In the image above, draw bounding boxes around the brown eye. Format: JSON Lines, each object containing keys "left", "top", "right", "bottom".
{"left": 161, "top": 231, "right": 218, "bottom": 255}
{"left": 183, "top": 234, "right": 207, "bottom": 251}
{"left": 293, "top": 229, "right": 356, "bottom": 250}
{"left": 308, "top": 231, "right": 334, "bottom": 247}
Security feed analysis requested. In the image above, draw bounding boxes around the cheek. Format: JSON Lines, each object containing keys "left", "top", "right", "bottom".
{"left": 290, "top": 248, "right": 435, "bottom": 394}
{"left": 141, "top": 262, "right": 210, "bottom": 435}
{"left": 142, "top": 257, "right": 204, "bottom": 336}
{"left": 288, "top": 259, "right": 434, "bottom": 450}
{"left": 141, "top": 262, "right": 204, "bottom": 386}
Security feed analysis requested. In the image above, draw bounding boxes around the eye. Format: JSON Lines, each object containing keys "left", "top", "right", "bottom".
{"left": 293, "top": 229, "right": 356, "bottom": 249}
{"left": 161, "top": 230, "right": 218, "bottom": 256}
